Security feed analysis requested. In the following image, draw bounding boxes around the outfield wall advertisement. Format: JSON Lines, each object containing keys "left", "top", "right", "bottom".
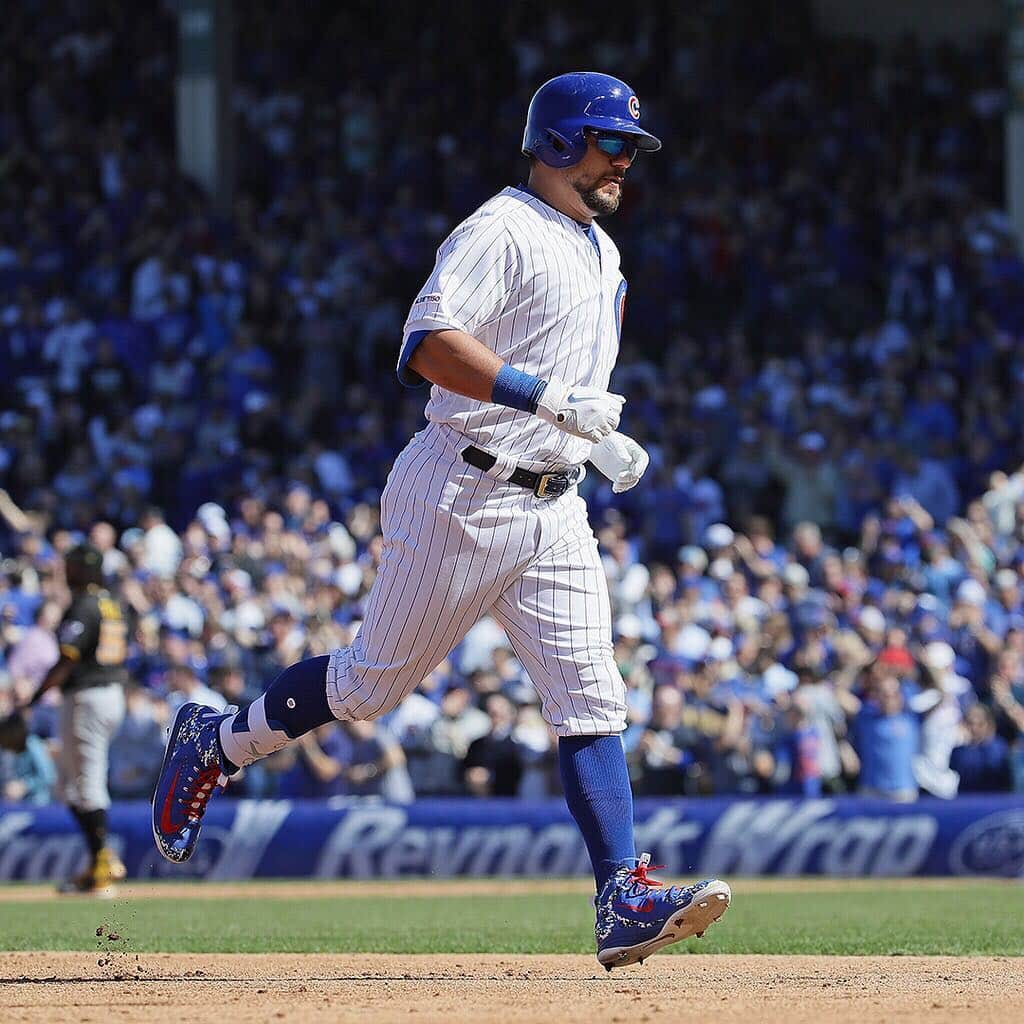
{"left": 1, "top": 796, "right": 1023, "bottom": 882}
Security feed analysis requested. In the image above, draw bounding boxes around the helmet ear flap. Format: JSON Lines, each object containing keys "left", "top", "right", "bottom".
{"left": 548, "top": 130, "right": 570, "bottom": 154}
{"left": 534, "top": 128, "right": 585, "bottom": 168}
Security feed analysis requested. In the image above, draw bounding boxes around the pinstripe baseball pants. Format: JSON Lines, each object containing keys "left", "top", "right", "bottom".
{"left": 326, "top": 421, "right": 626, "bottom": 736}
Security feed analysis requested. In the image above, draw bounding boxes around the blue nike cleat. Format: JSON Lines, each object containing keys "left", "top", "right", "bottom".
{"left": 151, "top": 702, "right": 232, "bottom": 863}
{"left": 595, "top": 853, "right": 731, "bottom": 971}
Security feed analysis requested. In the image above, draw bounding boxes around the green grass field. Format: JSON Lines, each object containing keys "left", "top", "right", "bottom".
{"left": 1, "top": 880, "right": 1022, "bottom": 957}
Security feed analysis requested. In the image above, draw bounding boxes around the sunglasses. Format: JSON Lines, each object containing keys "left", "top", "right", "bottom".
{"left": 587, "top": 130, "right": 638, "bottom": 163}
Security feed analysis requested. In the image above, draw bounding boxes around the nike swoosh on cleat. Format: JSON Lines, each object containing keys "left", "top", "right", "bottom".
{"left": 159, "top": 769, "right": 182, "bottom": 834}
{"left": 614, "top": 899, "right": 654, "bottom": 913}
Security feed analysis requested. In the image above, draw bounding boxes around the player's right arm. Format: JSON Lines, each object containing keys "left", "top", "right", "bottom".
{"left": 406, "top": 328, "right": 503, "bottom": 403}
{"left": 399, "top": 220, "right": 623, "bottom": 443}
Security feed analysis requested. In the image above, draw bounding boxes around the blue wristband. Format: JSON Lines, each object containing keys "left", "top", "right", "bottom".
{"left": 491, "top": 364, "right": 547, "bottom": 413}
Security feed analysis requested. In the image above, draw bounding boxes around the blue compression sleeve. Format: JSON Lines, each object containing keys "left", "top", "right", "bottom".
{"left": 559, "top": 735, "right": 636, "bottom": 891}
{"left": 491, "top": 363, "right": 547, "bottom": 413}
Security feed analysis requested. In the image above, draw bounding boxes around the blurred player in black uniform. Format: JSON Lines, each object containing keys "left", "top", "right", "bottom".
{"left": 26, "top": 544, "right": 129, "bottom": 893}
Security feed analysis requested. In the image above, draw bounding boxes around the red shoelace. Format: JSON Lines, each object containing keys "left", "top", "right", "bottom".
{"left": 627, "top": 854, "right": 666, "bottom": 888}
{"left": 180, "top": 765, "right": 222, "bottom": 821}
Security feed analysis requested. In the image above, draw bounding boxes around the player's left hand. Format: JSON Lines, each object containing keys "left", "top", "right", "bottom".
{"left": 589, "top": 431, "right": 650, "bottom": 493}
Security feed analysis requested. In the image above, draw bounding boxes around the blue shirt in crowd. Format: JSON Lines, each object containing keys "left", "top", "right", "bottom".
{"left": 854, "top": 705, "right": 919, "bottom": 794}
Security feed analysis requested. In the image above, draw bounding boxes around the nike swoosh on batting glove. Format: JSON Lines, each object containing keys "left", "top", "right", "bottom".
{"left": 535, "top": 376, "right": 625, "bottom": 443}
{"left": 589, "top": 431, "right": 650, "bottom": 492}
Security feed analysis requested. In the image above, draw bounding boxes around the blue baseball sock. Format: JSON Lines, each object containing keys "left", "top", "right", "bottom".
{"left": 559, "top": 735, "right": 636, "bottom": 893}
{"left": 218, "top": 655, "right": 334, "bottom": 772}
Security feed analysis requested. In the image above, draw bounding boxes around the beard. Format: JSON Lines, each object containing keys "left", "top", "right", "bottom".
{"left": 572, "top": 173, "right": 623, "bottom": 216}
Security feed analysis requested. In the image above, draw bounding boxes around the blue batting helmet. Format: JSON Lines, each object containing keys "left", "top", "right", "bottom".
{"left": 522, "top": 71, "right": 662, "bottom": 168}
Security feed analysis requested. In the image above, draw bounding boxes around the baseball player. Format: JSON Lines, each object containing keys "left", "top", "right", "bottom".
{"left": 152, "top": 72, "right": 730, "bottom": 968}
{"left": 26, "top": 544, "right": 128, "bottom": 893}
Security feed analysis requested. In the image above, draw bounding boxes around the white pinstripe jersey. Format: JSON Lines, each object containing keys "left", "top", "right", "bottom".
{"left": 399, "top": 185, "right": 628, "bottom": 471}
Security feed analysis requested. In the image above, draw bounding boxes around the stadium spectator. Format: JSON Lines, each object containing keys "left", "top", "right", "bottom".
{"left": 772, "top": 694, "right": 824, "bottom": 797}
{"left": 989, "top": 673, "right": 1024, "bottom": 791}
{"left": 164, "top": 664, "right": 227, "bottom": 716}
{"left": 108, "top": 684, "right": 166, "bottom": 800}
{"left": 280, "top": 720, "right": 413, "bottom": 801}
{"left": 397, "top": 682, "right": 490, "bottom": 796}
{"left": 792, "top": 665, "right": 860, "bottom": 794}
{"left": 3, "top": 600, "right": 61, "bottom": 691}
{"left": 464, "top": 694, "right": 525, "bottom": 797}
{"left": 630, "top": 684, "right": 696, "bottom": 796}
{"left": 0, "top": 692, "right": 56, "bottom": 805}
{"left": 514, "top": 701, "right": 559, "bottom": 798}
{"left": 911, "top": 642, "right": 971, "bottom": 798}
{"left": 854, "top": 677, "right": 920, "bottom": 802}
{"left": 950, "top": 704, "right": 1012, "bottom": 793}
{"left": 764, "top": 430, "right": 839, "bottom": 535}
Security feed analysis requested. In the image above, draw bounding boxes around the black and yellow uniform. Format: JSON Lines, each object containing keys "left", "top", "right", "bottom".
{"left": 57, "top": 588, "right": 131, "bottom": 693}
{"left": 45, "top": 547, "right": 129, "bottom": 892}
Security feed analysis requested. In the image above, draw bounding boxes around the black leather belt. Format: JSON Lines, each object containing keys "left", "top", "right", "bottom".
{"left": 461, "top": 446, "right": 579, "bottom": 499}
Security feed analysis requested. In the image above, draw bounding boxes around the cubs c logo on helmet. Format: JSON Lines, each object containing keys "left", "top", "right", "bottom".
{"left": 628, "top": 95, "right": 640, "bottom": 119}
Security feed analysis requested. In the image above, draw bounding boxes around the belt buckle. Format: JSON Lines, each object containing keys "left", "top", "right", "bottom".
{"left": 534, "top": 470, "right": 571, "bottom": 499}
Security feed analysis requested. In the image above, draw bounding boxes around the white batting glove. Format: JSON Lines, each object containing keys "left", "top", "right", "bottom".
{"left": 535, "top": 377, "right": 625, "bottom": 443}
{"left": 589, "top": 431, "right": 650, "bottom": 493}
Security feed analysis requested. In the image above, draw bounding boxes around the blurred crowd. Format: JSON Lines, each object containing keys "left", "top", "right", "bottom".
{"left": 2, "top": 3, "right": 1023, "bottom": 803}
{"left": 4, "top": 470, "right": 1024, "bottom": 805}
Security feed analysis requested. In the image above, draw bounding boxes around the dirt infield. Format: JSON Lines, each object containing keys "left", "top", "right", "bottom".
{"left": 2, "top": 952, "right": 1021, "bottom": 1024}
